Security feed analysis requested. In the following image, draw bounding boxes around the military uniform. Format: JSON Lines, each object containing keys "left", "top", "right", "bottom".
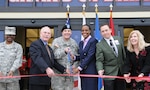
{"left": 51, "top": 36, "right": 79, "bottom": 90}
{"left": 0, "top": 26, "right": 23, "bottom": 90}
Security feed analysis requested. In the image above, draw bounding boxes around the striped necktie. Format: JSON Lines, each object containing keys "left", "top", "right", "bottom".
{"left": 110, "top": 39, "right": 118, "bottom": 56}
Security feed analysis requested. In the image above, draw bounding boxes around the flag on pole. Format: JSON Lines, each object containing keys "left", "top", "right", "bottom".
{"left": 76, "top": 4, "right": 87, "bottom": 90}
{"left": 109, "top": 4, "right": 115, "bottom": 36}
{"left": 65, "top": 11, "right": 70, "bottom": 28}
{"left": 81, "top": 3, "right": 86, "bottom": 41}
{"left": 82, "top": 11, "right": 86, "bottom": 25}
{"left": 94, "top": 5, "right": 103, "bottom": 90}
{"left": 65, "top": 5, "right": 73, "bottom": 74}
{"left": 94, "top": 13, "right": 102, "bottom": 42}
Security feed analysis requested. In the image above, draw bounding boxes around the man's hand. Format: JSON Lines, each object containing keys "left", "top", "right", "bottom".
{"left": 124, "top": 73, "right": 131, "bottom": 83}
{"left": 98, "top": 70, "right": 104, "bottom": 76}
{"left": 73, "top": 68, "right": 79, "bottom": 74}
{"left": 65, "top": 68, "right": 71, "bottom": 74}
{"left": 54, "top": 44, "right": 59, "bottom": 48}
{"left": 0, "top": 71, "right": 3, "bottom": 76}
{"left": 64, "top": 47, "right": 71, "bottom": 54}
{"left": 46, "top": 67, "right": 55, "bottom": 77}
{"left": 7, "top": 71, "right": 13, "bottom": 76}
{"left": 70, "top": 53, "right": 75, "bottom": 60}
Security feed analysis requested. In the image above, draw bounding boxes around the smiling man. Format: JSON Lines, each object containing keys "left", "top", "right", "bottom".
{"left": 96, "top": 24, "right": 126, "bottom": 90}
{"left": 51, "top": 25, "right": 79, "bottom": 90}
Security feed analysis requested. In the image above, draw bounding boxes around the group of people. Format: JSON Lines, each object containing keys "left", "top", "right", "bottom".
{"left": 0, "top": 23, "right": 150, "bottom": 90}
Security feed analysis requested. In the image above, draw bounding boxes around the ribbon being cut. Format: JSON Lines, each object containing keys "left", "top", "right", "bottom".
{"left": 1, "top": 74, "right": 150, "bottom": 82}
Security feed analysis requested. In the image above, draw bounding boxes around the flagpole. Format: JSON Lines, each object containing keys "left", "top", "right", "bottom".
{"left": 66, "top": 4, "right": 72, "bottom": 74}
{"left": 82, "top": 4, "right": 86, "bottom": 25}
{"left": 95, "top": 4, "right": 103, "bottom": 90}
{"left": 77, "top": 4, "right": 87, "bottom": 90}
{"left": 110, "top": 4, "right": 113, "bottom": 11}
{"left": 109, "top": 4, "right": 115, "bottom": 36}
{"left": 82, "top": 4, "right": 86, "bottom": 13}
{"left": 81, "top": 4, "right": 86, "bottom": 41}
{"left": 66, "top": 4, "right": 70, "bottom": 18}
{"left": 94, "top": 3, "right": 101, "bottom": 41}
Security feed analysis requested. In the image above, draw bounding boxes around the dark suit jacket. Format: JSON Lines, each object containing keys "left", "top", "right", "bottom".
{"left": 77, "top": 37, "right": 98, "bottom": 74}
{"left": 96, "top": 36, "right": 126, "bottom": 80}
{"left": 29, "top": 39, "right": 65, "bottom": 85}
{"left": 124, "top": 46, "right": 150, "bottom": 76}
{"left": 76, "top": 37, "right": 98, "bottom": 90}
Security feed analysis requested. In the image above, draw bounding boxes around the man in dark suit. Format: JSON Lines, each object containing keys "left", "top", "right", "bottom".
{"left": 96, "top": 24, "right": 126, "bottom": 90}
{"left": 73, "top": 24, "right": 98, "bottom": 90}
{"left": 29, "top": 26, "right": 67, "bottom": 90}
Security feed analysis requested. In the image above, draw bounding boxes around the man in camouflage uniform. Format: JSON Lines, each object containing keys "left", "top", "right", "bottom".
{"left": 51, "top": 25, "right": 79, "bottom": 90}
{"left": 0, "top": 26, "right": 23, "bottom": 90}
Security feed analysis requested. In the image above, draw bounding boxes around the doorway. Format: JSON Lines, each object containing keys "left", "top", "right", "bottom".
{"left": 123, "top": 26, "right": 150, "bottom": 47}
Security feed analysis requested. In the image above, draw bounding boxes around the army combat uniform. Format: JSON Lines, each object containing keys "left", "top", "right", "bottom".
{"left": 51, "top": 36, "right": 79, "bottom": 90}
{"left": 0, "top": 41, "right": 23, "bottom": 90}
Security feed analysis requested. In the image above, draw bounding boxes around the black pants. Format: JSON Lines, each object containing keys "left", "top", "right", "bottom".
{"left": 29, "top": 84, "right": 50, "bottom": 90}
{"left": 104, "top": 71, "right": 126, "bottom": 90}
{"left": 104, "top": 78, "right": 126, "bottom": 90}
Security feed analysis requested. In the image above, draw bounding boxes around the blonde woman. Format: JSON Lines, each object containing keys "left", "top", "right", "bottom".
{"left": 124, "top": 30, "right": 150, "bottom": 90}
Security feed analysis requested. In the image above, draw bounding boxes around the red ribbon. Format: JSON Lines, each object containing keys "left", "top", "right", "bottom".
{"left": 0, "top": 74, "right": 150, "bottom": 81}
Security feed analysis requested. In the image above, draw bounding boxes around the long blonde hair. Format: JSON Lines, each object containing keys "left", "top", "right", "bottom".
{"left": 127, "top": 30, "right": 150, "bottom": 52}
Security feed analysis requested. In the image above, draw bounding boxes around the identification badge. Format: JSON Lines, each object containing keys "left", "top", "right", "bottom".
{"left": 114, "top": 40, "right": 120, "bottom": 45}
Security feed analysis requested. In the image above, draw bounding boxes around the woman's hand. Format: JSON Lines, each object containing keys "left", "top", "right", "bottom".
{"left": 136, "top": 73, "right": 144, "bottom": 82}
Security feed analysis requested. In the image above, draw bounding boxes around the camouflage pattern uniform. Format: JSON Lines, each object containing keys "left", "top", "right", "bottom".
{"left": 0, "top": 41, "right": 23, "bottom": 90}
{"left": 51, "top": 36, "right": 79, "bottom": 90}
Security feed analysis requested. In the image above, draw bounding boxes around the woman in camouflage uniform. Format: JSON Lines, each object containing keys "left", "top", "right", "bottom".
{"left": 0, "top": 26, "right": 23, "bottom": 90}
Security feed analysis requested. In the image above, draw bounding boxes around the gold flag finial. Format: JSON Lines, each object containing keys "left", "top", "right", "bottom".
{"left": 95, "top": 3, "right": 98, "bottom": 13}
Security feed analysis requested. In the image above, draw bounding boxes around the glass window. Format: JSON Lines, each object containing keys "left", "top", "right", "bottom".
{"left": 115, "top": 0, "right": 140, "bottom": 6}
{"left": 71, "top": 30, "right": 82, "bottom": 44}
{"left": 0, "top": 31, "right": 4, "bottom": 42}
{"left": 3, "top": 0, "right": 149, "bottom": 7}
{"left": 123, "top": 28, "right": 133, "bottom": 47}
{"left": 89, "top": 0, "right": 112, "bottom": 6}
{"left": 0, "top": 0, "right": 5, "bottom": 7}
{"left": 143, "top": 0, "right": 150, "bottom": 6}
{"left": 9, "top": 0, "right": 33, "bottom": 7}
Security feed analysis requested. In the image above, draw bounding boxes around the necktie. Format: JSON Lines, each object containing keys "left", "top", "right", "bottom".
{"left": 45, "top": 45, "right": 51, "bottom": 59}
{"left": 110, "top": 39, "right": 118, "bottom": 56}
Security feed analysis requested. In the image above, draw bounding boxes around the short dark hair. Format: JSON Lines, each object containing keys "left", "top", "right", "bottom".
{"left": 82, "top": 24, "right": 92, "bottom": 31}
{"left": 100, "top": 23, "right": 110, "bottom": 28}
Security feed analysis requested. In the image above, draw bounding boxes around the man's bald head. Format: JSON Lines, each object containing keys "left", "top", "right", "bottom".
{"left": 40, "top": 26, "right": 51, "bottom": 42}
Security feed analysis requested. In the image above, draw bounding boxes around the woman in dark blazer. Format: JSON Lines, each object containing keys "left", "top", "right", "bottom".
{"left": 124, "top": 30, "right": 150, "bottom": 90}
{"left": 73, "top": 24, "right": 98, "bottom": 90}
